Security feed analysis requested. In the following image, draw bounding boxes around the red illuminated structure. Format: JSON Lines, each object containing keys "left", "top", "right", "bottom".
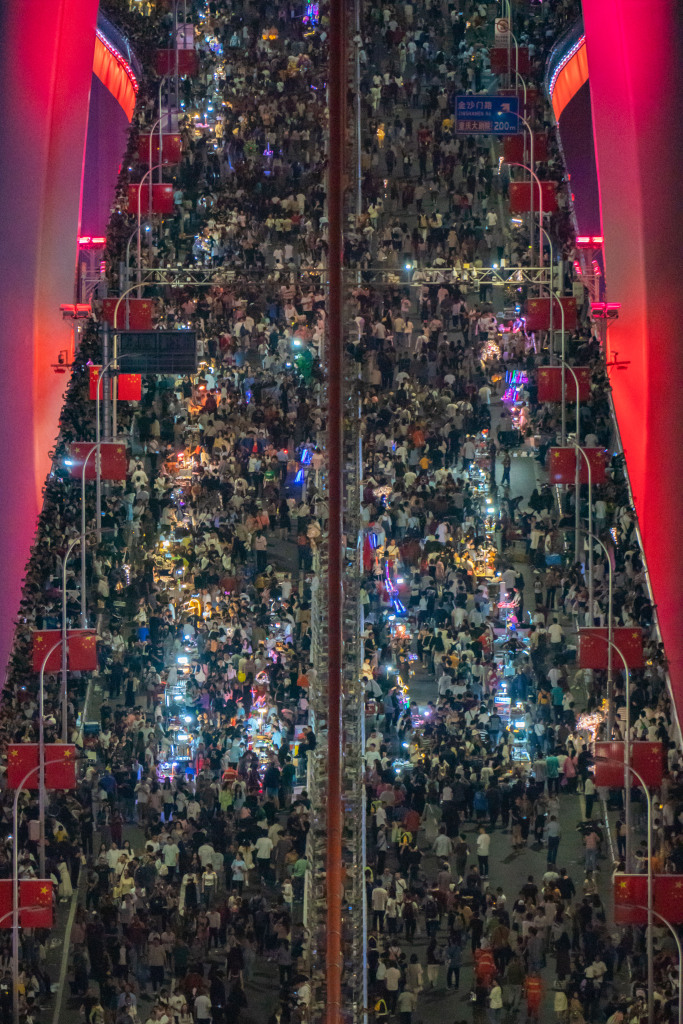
{"left": 581, "top": 0, "right": 683, "bottom": 711}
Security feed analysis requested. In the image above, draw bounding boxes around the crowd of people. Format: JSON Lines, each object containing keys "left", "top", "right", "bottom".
{"left": 1, "top": 1, "right": 681, "bottom": 1024}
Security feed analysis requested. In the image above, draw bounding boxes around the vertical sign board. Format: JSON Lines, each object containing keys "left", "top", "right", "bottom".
{"left": 495, "top": 17, "right": 511, "bottom": 46}
{"left": 455, "top": 95, "right": 519, "bottom": 135}
{"left": 116, "top": 331, "right": 198, "bottom": 375}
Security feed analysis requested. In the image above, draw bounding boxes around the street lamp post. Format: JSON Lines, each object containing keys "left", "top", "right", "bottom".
{"left": 36, "top": 640, "right": 63, "bottom": 878}
{"left": 135, "top": 162, "right": 165, "bottom": 296}
{"left": 503, "top": 112, "right": 535, "bottom": 266}
{"left": 580, "top": 530, "right": 615, "bottom": 732}
{"left": 596, "top": 756, "right": 654, "bottom": 1024}
{"left": 589, "top": 636, "right": 633, "bottom": 867}
{"left": 621, "top": 903, "right": 682, "bottom": 1024}
{"left": 503, "top": 160, "right": 543, "bottom": 271}
{"left": 13, "top": 758, "right": 66, "bottom": 1024}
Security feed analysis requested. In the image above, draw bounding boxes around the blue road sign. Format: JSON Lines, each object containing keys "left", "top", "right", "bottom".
{"left": 454, "top": 95, "right": 519, "bottom": 135}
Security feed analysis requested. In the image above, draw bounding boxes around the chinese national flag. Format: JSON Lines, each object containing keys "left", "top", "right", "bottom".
{"left": 137, "top": 133, "right": 182, "bottom": 165}
{"left": 0, "top": 880, "right": 12, "bottom": 928}
{"left": 509, "top": 180, "right": 559, "bottom": 213}
{"left": 488, "top": 47, "right": 530, "bottom": 75}
{"left": 89, "top": 368, "right": 141, "bottom": 401}
{"left": 154, "top": 49, "right": 199, "bottom": 75}
{"left": 127, "top": 183, "right": 175, "bottom": 215}
{"left": 594, "top": 741, "right": 663, "bottom": 788}
{"left": 101, "top": 297, "right": 153, "bottom": 330}
{"left": 116, "top": 374, "right": 142, "bottom": 401}
{"left": 68, "top": 443, "right": 127, "bottom": 481}
{"left": 44, "top": 744, "right": 77, "bottom": 790}
{"left": 578, "top": 627, "right": 644, "bottom": 669}
{"left": 547, "top": 447, "right": 605, "bottom": 485}
{"left": 654, "top": 876, "right": 683, "bottom": 924}
{"left": 526, "top": 298, "right": 551, "bottom": 331}
{"left": 614, "top": 874, "right": 647, "bottom": 924}
{"left": 89, "top": 365, "right": 103, "bottom": 401}
{"left": 66, "top": 631, "right": 98, "bottom": 671}
{"left": 525, "top": 298, "right": 577, "bottom": 333}
{"left": 31, "top": 631, "right": 62, "bottom": 672}
{"left": 7, "top": 745, "right": 76, "bottom": 790}
{"left": 537, "top": 366, "right": 590, "bottom": 403}
{"left": 547, "top": 447, "right": 577, "bottom": 484}
{"left": 20, "top": 879, "right": 53, "bottom": 928}
{"left": 594, "top": 741, "right": 627, "bottom": 787}
{"left": 7, "top": 745, "right": 39, "bottom": 790}
{"left": 631, "top": 742, "right": 665, "bottom": 789}
{"left": 503, "top": 133, "right": 548, "bottom": 164}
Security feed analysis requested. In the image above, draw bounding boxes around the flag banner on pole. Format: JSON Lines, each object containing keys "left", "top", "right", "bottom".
{"left": 537, "top": 366, "right": 590, "bottom": 402}
{"left": 65, "top": 631, "right": 98, "bottom": 671}
{"left": 547, "top": 447, "right": 606, "bottom": 485}
{"left": 126, "top": 183, "right": 175, "bottom": 215}
{"left": 578, "top": 627, "right": 644, "bottom": 669}
{"left": 44, "top": 744, "right": 77, "bottom": 789}
{"left": 0, "top": 880, "right": 11, "bottom": 927}
{"left": 488, "top": 46, "right": 530, "bottom": 75}
{"left": 154, "top": 49, "right": 199, "bottom": 75}
{"left": 614, "top": 874, "right": 648, "bottom": 924}
{"left": 137, "top": 133, "right": 182, "bottom": 165}
{"left": 89, "top": 367, "right": 141, "bottom": 401}
{"left": 68, "top": 443, "right": 127, "bottom": 481}
{"left": 101, "top": 298, "right": 153, "bottom": 330}
{"left": 654, "top": 876, "right": 683, "bottom": 924}
{"left": 20, "top": 879, "right": 54, "bottom": 928}
{"left": 509, "top": 180, "right": 559, "bottom": 213}
{"left": 8, "top": 744, "right": 76, "bottom": 790}
{"left": 7, "top": 744, "right": 39, "bottom": 789}
{"left": 594, "top": 741, "right": 663, "bottom": 788}
{"left": 31, "top": 632, "right": 62, "bottom": 673}
{"left": 593, "top": 741, "right": 627, "bottom": 787}
{"left": 115, "top": 374, "right": 142, "bottom": 401}
{"left": 503, "top": 133, "right": 548, "bottom": 164}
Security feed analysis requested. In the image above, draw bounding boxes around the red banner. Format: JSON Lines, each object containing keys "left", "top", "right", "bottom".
{"left": 503, "top": 133, "right": 548, "bottom": 164}
{"left": 614, "top": 874, "right": 648, "bottom": 924}
{"left": 68, "top": 443, "right": 127, "bottom": 481}
{"left": 594, "top": 741, "right": 628, "bottom": 787}
{"left": 32, "top": 629, "right": 97, "bottom": 673}
{"left": 537, "top": 366, "right": 590, "bottom": 402}
{"left": 127, "top": 183, "right": 175, "bottom": 215}
{"left": 137, "top": 133, "right": 182, "bottom": 165}
{"left": 20, "top": 880, "right": 54, "bottom": 928}
{"left": 0, "top": 881, "right": 11, "bottom": 928}
{"left": 7, "top": 744, "right": 76, "bottom": 790}
{"left": 578, "top": 627, "right": 644, "bottom": 669}
{"left": 547, "top": 447, "right": 605, "bottom": 485}
{"left": 594, "top": 741, "right": 663, "bottom": 788}
{"left": 7, "top": 745, "right": 39, "bottom": 789}
{"left": 154, "top": 49, "right": 199, "bottom": 76}
{"left": 116, "top": 374, "right": 142, "bottom": 401}
{"left": 547, "top": 447, "right": 578, "bottom": 484}
{"left": 509, "top": 180, "right": 559, "bottom": 213}
{"left": 31, "top": 631, "right": 62, "bottom": 673}
{"left": 654, "top": 876, "right": 683, "bottom": 924}
{"left": 489, "top": 47, "right": 531, "bottom": 76}
{"left": 101, "top": 297, "right": 153, "bottom": 330}
{"left": 66, "top": 632, "right": 98, "bottom": 671}
{"left": 89, "top": 368, "right": 142, "bottom": 402}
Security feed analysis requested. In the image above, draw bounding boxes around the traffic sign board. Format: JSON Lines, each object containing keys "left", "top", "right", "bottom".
{"left": 455, "top": 95, "right": 519, "bottom": 135}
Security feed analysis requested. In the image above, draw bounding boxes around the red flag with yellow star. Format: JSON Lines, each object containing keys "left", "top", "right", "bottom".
{"left": 594, "top": 741, "right": 663, "bottom": 788}
{"left": 7, "top": 744, "right": 39, "bottom": 789}
{"left": 65, "top": 631, "right": 98, "bottom": 672}
{"left": 614, "top": 874, "right": 647, "bottom": 924}
{"left": 44, "top": 744, "right": 77, "bottom": 790}
{"left": 0, "top": 880, "right": 11, "bottom": 927}
{"left": 101, "top": 297, "right": 153, "bottom": 330}
{"left": 31, "top": 631, "right": 62, "bottom": 673}
{"left": 579, "top": 627, "right": 644, "bottom": 669}
{"left": 655, "top": 876, "right": 683, "bottom": 923}
{"left": 20, "top": 879, "right": 53, "bottom": 928}
{"left": 631, "top": 742, "right": 665, "bottom": 788}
